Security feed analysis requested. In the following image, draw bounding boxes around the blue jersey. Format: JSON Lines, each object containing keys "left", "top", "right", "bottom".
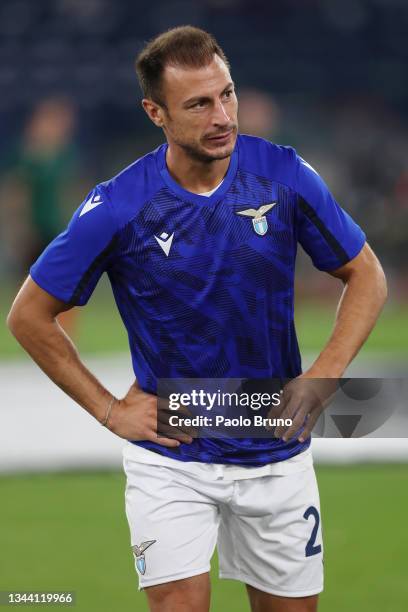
{"left": 30, "top": 135, "right": 366, "bottom": 466}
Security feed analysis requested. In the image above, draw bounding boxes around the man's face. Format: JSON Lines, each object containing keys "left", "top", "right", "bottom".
{"left": 157, "top": 55, "right": 238, "bottom": 163}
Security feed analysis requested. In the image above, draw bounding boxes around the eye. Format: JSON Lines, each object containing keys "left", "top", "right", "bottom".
{"left": 223, "top": 89, "right": 233, "bottom": 99}
{"left": 190, "top": 100, "right": 206, "bottom": 109}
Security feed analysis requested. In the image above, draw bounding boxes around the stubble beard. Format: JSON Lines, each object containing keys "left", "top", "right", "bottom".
{"left": 180, "top": 140, "right": 233, "bottom": 163}
{"left": 177, "top": 128, "right": 238, "bottom": 164}
{"left": 164, "top": 118, "right": 238, "bottom": 164}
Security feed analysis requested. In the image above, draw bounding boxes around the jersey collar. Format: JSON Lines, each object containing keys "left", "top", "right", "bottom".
{"left": 156, "top": 139, "right": 239, "bottom": 206}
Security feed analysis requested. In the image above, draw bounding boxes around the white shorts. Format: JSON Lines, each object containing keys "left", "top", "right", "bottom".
{"left": 123, "top": 442, "right": 324, "bottom": 598}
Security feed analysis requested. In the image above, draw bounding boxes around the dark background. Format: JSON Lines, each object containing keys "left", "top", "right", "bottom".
{"left": 0, "top": 0, "right": 407, "bottom": 287}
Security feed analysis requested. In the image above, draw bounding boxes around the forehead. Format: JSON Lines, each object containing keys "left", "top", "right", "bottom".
{"left": 161, "top": 55, "right": 231, "bottom": 103}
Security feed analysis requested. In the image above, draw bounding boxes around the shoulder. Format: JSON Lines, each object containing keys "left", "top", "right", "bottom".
{"left": 237, "top": 134, "right": 328, "bottom": 197}
{"left": 97, "top": 145, "right": 165, "bottom": 229}
{"left": 237, "top": 134, "right": 298, "bottom": 185}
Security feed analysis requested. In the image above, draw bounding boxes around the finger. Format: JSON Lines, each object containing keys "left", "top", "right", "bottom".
{"left": 155, "top": 417, "right": 195, "bottom": 442}
{"left": 175, "top": 404, "right": 194, "bottom": 417}
{"left": 275, "top": 381, "right": 325, "bottom": 437}
{"left": 271, "top": 384, "right": 299, "bottom": 417}
{"left": 278, "top": 392, "right": 318, "bottom": 440}
{"left": 157, "top": 410, "right": 198, "bottom": 437}
{"left": 281, "top": 407, "right": 309, "bottom": 441}
{"left": 157, "top": 409, "right": 197, "bottom": 437}
{"left": 146, "top": 431, "right": 182, "bottom": 448}
{"left": 298, "top": 409, "right": 322, "bottom": 442}
{"left": 273, "top": 396, "right": 304, "bottom": 437}
{"left": 266, "top": 392, "right": 286, "bottom": 420}
{"left": 158, "top": 397, "right": 193, "bottom": 417}
{"left": 157, "top": 422, "right": 194, "bottom": 444}
{"left": 281, "top": 391, "right": 322, "bottom": 440}
{"left": 166, "top": 422, "right": 198, "bottom": 438}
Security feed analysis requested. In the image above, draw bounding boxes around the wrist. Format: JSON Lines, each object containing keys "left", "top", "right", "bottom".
{"left": 303, "top": 361, "right": 345, "bottom": 379}
{"left": 101, "top": 395, "right": 118, "bottom": 428}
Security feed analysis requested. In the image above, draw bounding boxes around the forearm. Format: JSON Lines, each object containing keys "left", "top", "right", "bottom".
{"left": 307, "top": 264, "right": 387, "bottom": 378}
{"left": 7, "top": 313, "right": 112, "bottom": 423}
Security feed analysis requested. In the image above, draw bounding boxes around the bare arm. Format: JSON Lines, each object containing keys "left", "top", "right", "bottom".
{"left": 7, "top": 277, "right": 112, "bottom": 419}
{"left": 305, "top": 242, "right": 387, "bottom": 378}
{"left": 273, "top": 242, "right": 388, "bottom": 441}
{"left": 6, "top": 277, "right": 188, "bottom": 447}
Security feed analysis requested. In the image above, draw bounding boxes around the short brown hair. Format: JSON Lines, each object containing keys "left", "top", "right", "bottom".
{"left": 135, "top": 25, "right": 230, "bottom": 105}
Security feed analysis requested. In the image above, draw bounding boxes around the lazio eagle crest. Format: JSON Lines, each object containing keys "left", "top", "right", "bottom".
{"left": 132, "top": 540, "right": 156, "bottom": 575}
{"left": 236, "top": 203, "right": 276, "bottom": 236}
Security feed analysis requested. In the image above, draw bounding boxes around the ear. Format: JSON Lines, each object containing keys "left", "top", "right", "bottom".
{"left": 142, "top": 99, "right": 165, "bottom": 128}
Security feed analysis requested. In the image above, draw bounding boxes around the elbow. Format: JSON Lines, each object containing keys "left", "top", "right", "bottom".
{"left": 6, "top": 305, "right": 21, "bottom": 338}
{"left": 6, "top": 303, "right": 30, "bottom": 341}
{"left": 361, "top": 244, "right": 388, "bottom": 308}
{"left": 378, "top": 266, "right": 388, "bottom": 307}
{"left": 372, "top": 256, "right": 388, "bottom": 307}
{"left": 347, "top": 253, "right": 388, "bottom": 310}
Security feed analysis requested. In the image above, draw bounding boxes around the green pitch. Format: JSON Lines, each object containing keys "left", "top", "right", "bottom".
{"left": 1, "top": 278, "right": 407, "bottom": 358}
{"left": 1, "top": 465, "right": 407, "bottom": 611}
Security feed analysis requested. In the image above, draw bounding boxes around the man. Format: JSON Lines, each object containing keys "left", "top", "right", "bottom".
{"left": 7, "top": 26, "right": 387, "bottom": 612}
{"left": 3, "top": 97, "right": 79, "bottom": 335}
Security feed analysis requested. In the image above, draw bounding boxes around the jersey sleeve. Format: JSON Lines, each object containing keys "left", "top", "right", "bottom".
{"left": 294, "top": 153, "right": 366, "bottom": 271}
{"left": 30, "top": 184, "right": 118, "bottom": 306}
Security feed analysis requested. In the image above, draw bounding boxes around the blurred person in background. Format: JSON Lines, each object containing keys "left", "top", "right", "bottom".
{"left": 238, "top": 88, "right": 282, "bottom": 140}
{"left": 1, "top": 97, "right": 80, "bottom": 335}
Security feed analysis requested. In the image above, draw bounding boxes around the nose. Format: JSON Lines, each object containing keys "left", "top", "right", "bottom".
{"left": 211, "top": 99, "right": 230, "bottom": 126}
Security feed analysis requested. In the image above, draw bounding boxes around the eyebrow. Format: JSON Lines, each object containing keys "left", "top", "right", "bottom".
{"left": 183, "top": 82, "right": 234, "bottom": 107}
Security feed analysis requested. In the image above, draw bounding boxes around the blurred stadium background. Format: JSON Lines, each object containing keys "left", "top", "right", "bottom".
{"left": 0, "top": 1, "right": 407, "bottom": 610}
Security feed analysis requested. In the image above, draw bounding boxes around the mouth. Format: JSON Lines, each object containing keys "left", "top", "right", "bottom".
{"left": 206, "top": 130, "right": 234, "bottom": 145}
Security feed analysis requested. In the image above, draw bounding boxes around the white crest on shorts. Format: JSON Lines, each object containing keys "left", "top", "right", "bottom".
{"left": 132, "top": 540, "right": 156, "bottom": 575}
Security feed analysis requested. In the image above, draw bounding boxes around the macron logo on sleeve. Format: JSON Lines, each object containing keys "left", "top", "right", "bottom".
{"left": 79, "top": 193, "right": 103, "bottom": 217}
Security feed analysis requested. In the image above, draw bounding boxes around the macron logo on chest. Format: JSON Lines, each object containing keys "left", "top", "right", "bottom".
{"left": 154, "top": 232, "right": 174, "bottom": 256}
{"left": 79, "top": 194, "right": 103, "bottom": 217}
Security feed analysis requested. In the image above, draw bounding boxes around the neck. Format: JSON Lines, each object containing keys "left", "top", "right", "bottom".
{"left": 166, "top": 143, "right": 230, "bottom": 194}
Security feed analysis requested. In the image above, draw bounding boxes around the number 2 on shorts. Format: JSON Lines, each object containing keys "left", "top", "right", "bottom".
{"left": 303, "top": 505, "right": 322, "bottom": 557}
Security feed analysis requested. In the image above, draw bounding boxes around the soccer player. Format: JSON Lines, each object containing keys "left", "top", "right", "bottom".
{"left": 7, "top": 26, "right": 387, "bottom": 612}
